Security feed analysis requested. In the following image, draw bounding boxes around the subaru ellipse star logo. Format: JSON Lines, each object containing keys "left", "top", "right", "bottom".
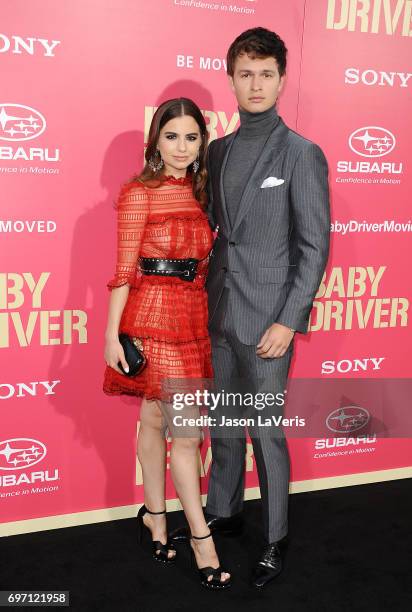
{"left": 349, "top": 126, "right": 395, "bottom": 158}
{"left": 0, "top": 438, "right": 47, "bottom": 470}
{"left": 326, "top": 407, "right": 370, "bottom": 433}
{"left": 0, "top": 103, "right": 46, "bottom": 142}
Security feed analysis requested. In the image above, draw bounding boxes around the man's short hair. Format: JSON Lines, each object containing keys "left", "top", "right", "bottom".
{"left": 227, "top": 27, "right": 287, "bottom": 77}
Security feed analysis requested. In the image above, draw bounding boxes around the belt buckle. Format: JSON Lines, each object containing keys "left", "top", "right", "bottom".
{"left": 182, "top": 260, "right": 197, "bottom": 282}
{"left": 182, "top": 269, "right": 195, "bottom": 281}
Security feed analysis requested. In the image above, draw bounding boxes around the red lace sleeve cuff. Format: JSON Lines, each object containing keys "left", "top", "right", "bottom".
{"left": 107, "top": 181, "right": 149, "bottom": 291}
{"left": 107, "top": 273, "right": 135, "bottom": 291}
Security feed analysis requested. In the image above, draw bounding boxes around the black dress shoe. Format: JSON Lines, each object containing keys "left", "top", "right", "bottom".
{"left": 206, "top": 513, "right": 243, "bottom": 536}
{"left": 169, "top": 512, "right": 243, "bottom": 543}
{"left": 251, "top": 541, "right": 283, "bottom": 588}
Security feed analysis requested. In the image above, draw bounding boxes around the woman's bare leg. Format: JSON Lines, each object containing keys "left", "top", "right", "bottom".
{"left": 137, "top": 397, "right": 175, "bottom": 558}
{"left": 170, "top": 435, "right": 230, "bottom": 582}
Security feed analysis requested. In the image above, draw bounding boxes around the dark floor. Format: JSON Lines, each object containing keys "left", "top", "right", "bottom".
{"left": 1, "top": 478, "right": 411, "bottom": 612}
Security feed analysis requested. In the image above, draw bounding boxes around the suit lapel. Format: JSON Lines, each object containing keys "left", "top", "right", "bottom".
{"left": 231, "top": 119, "right": 290, "bottom": 234}
{"left": 217, "top": 132, "right": 236, "bottom": 233}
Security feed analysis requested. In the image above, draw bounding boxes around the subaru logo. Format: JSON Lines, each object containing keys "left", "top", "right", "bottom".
{"left": 349, "top": 126, "right": 395, "bottom": 158}
{"left": 0, "top": 103, "right": 46, "bottom": 142}
{"left": 326, "top": 406, "right": 370, "bottom": 433}
{"left": 0, "top": 438, "right": 47, "bottom": 470}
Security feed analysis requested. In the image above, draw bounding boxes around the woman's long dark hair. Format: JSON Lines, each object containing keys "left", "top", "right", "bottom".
{"left": 136, "top": 98, "right": 208, "bottom": 208}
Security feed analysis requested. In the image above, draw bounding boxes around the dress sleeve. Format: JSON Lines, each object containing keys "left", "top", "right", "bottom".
{"left": 107, "top": 182, "right": 150, "bottom": 290}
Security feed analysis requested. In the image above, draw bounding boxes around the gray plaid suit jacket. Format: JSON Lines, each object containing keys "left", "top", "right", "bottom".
{"left": 206, "top": 117, "right": 331, "bottom": 344}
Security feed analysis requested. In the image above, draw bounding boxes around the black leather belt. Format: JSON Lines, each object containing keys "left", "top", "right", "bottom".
{"left": 140, "top": 257, "right": 199, "bottom": 282}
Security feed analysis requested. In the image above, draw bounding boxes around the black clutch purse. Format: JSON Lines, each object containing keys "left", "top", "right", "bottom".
{"left": 118, "top": 333, "right": 147, "bottom": 377}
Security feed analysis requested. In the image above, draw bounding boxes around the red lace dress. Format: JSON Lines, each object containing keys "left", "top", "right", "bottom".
{"left": 103, "top": 176, "right": 214, "bottom": 401}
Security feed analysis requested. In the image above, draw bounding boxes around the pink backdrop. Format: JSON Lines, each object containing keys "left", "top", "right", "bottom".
{"left": 1, "top": 0, "right": 411, "bottom": 528}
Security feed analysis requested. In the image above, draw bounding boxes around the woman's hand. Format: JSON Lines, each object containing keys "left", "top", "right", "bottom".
{"left": 104, "top": 336, "right": 129, "bottom": 374}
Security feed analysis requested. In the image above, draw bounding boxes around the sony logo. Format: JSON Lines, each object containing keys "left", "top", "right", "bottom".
{"left": 0, "top": 380, "right": 61, "bottom": 400}
{"left": 345, "top": 68, "right": 412, "bottom": 87}
{"left": 0, "top": 34, "right": 60, "bottom": 57}
{"left": 321, "top": 357, "right": 385, "bottom": 374}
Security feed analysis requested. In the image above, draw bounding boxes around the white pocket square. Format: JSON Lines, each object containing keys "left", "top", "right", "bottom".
{"left": 260, "top": 177, "right": 284, "bottom": 188}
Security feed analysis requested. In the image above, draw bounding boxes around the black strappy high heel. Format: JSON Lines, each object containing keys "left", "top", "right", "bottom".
{"left": 136, "top": 504, "right": 176, "bottom": 564}
{"left": 190, "top": 532, "right": 231, "bottom": 590}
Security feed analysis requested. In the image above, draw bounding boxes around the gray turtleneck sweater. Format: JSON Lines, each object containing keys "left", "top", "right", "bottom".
{"left": 223, "top": 105, "right": 279, "bottom": 227}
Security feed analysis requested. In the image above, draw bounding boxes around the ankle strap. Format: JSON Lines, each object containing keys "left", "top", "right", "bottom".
{"left": 191, "top": 531, "right": 212, "bottom": 540}
{"left": 144, "top": 505, "right": 166, "bottom": 515}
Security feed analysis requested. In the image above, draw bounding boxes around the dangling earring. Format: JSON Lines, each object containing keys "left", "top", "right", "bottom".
{"left": 192, "top": 155, "right": 200, "bottom": 173}
{"left": 148, "top": 150, "right": 164, "bottom": 172}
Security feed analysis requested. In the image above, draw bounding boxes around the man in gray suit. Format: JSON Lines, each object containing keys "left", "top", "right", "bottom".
{"left": 171, "top": 27, "right": 330, "bottom": 588}
{"left": 205, "top": 27, "right": 330, "bottom": 588}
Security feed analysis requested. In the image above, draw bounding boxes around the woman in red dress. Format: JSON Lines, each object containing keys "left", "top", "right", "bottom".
{"left": 103, "top": 98, "right": 231, "bottom": 589}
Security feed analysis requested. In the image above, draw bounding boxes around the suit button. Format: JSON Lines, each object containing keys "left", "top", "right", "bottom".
{"left": 229, "top": 241, "right": 236, "bottom": 247}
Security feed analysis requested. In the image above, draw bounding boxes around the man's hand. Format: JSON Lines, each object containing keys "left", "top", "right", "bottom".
{"left": 256, "top": 323, "right": 295, "bottom": 359}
